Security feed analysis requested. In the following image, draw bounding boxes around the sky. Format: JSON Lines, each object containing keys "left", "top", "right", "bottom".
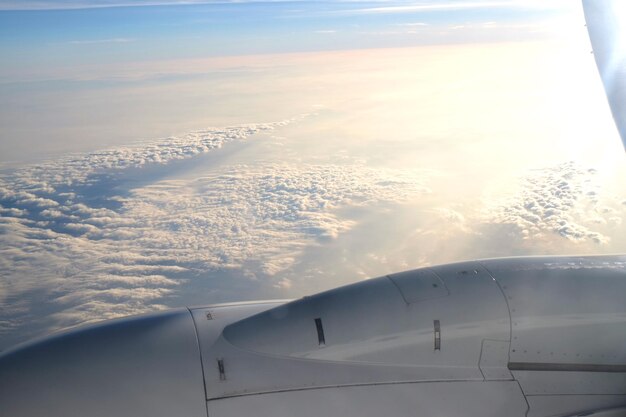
{"left": 0, "top": 0, "right": 578, "bottom": 163}
{"left": 0, "top": 0, "right": 625, "bottom": 351}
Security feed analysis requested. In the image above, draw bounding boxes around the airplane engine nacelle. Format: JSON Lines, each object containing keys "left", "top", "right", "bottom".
{"left": 213, "top": 262, "right": 512, "bottom": 391}
{"left": 0, "top": 309, "right": 208, "bottom": 417}
{"left": 487, "top": 258, "right": 626, "bottom": 405}
{"left": 1, "top": 255, "right": 625, "bottom": 417}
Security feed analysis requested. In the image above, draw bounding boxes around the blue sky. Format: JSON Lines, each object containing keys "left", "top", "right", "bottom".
{"left": 0, "top": 1, "right": 571, "bottom": 69}
{"left": 0, "top": 0, "right": 581, "bottom": 164}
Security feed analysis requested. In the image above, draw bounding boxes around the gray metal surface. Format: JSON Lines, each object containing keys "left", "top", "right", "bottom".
{"left": 482, "top": 256, "right": 626, "bottom": 399}
{"left": 207, "top": 381, "right": 529, "bottom": 417}
{"left": 583, "top": 408, "right": 626, "bottom": 417}
{"left": 2, "top": 255, "right": 626, "bottom": 417}
{"left": 387, "top": 268, "right": 449, "bottom": 303}
{"left": 0, "top": 309, "right": 208, "bottom": 417}
{"left": 480, "top": 340, "right": 513, "bottom": 380}
{"left": 485, "top": 256, "right": 626, "bottom": 368}
{"left": 199, "top": 262, "right": 510, "bottom": 399}
{"left": 527, "top": 396, "right": 626, "bottom": 417}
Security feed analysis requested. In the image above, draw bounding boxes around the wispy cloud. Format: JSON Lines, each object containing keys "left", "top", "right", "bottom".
{"left": 0, "top": 0, "right": 300, "bottom": 11}
{"left": 319, "top": 0, "right": 575, "bottom": 17}
{"left": 395, "top": 22, "right": 429, "bottom": 27}
{"left": 0, "top": 0, "right": 574, "bottom": 12}
{"left": 326, "top": 1, "right": 518, "bottom": 16}
{"left": 68, "top": 38, "right": 136, "bottom": 45}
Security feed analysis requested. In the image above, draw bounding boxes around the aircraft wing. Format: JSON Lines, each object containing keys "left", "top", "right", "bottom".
{"left": 583, "top": 0, "right": 626, "bottom": 150}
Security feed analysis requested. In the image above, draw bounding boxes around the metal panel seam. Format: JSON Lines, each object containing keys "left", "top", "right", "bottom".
{"left": 206, "top": 378, "right": 490, "bottom": 401}
{"left": 478, "top": 338, "right": 513, "bottom": 381}
{"left": 187, "top": 307, "right": 211, "bottom": 417}
{"left": 385, "top": 275, "right": 409, "bottom": 306}
{"left": 480, "top": 262, "right": 513, "bottom": 364}
{"left": 508, "top": 362, "right": 626, "bottom": 373}
{"left": 478, "top": 339, "right": 488, "bottom": 380}
{"left": 514, "top": 379, "right": 531, "bottom": 417}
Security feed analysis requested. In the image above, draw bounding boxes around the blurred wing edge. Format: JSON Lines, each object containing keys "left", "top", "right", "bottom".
{"left": 582, "top": 0, "right": 626, "bottom": 150}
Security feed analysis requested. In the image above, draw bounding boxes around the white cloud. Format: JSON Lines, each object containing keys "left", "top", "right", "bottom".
{"left": 483, "top": 162, "right": 623, "bottom": 245}
{"left": 324, "top": 0, "right": 571, "bottom": 17}
{"left": 395, "top": 22, "right": 429, "bottom": 27}
{"left": 0, "top": 115, "right": 430, "bottom": 349}
{"left": 0, "top": 117, "right": 301, "bottom": 346}
{"left": 0, "top": 206, "right": 28, "bottom": 217}
{"left": 329, "top": 2, "right": 509, "bottom": 16}
{"left": 121, "top": 163, "right": 430, "bottom": 273}
{"left": 68, "top": 38, "right": 136, "bottom": 45}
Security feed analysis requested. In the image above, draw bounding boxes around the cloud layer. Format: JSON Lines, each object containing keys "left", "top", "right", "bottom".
{"left": 483, "top": 161, "right": 624, "bottom": 246}
{"left": 1, "top": 131, "right": 623, "bottom": 352}
{"left": 0, "top": 116, "right": 430, "bottom": 349}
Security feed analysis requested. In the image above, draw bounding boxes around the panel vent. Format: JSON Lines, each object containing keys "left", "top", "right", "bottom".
{"left": 217, "top": 358, "right": 226, "bottom": 381}
{"left": 315, "top": 318, "right": 326, "bottom": 346}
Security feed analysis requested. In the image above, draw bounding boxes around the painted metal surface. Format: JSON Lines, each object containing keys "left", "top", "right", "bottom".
{"left": 387, "top": 268, "right": 449, "bottom": 303}
{"left": 0, "top": 309, "right": 207, "bottom": 417}
{"left": 199, "top": 261, "right": 510, "bottom": 399}
{"left": 582, "top": 408, "right": 626, "bottom": 417}
{"left": 513, "top": 370, "right": 626, "bottom": 396}
{"left": 485, "top": 256, "right": 626, "bottom": 366}
{"left": 189, "top": 301, "right": 287, "bottom": 352}
{"left": 1, "top": 255, "right": 626, "bottom": 417}
{"left": 207, "top": 381, "right": 529, "bottom": 417}
{"left": 479, "top": 340, "right": 513, "bottom": 380}
{"left": 482, "top": 256, "right": 626, "bottom": 398}
{"left": 526, "top": 396, "right": 626, "bottom": 417}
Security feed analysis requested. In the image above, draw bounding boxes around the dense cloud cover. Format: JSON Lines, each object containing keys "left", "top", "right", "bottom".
{"left": 0, "top": 117, "right": 433, "bottom": 348}
{"left": 1, "top": 114, "right": 624, "bottom": 351}
{"left": 482, "top": 162, "right": 624, "bottom": 249}
{"left": 0, "top": 121, "right": 288, "bottom": 340}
